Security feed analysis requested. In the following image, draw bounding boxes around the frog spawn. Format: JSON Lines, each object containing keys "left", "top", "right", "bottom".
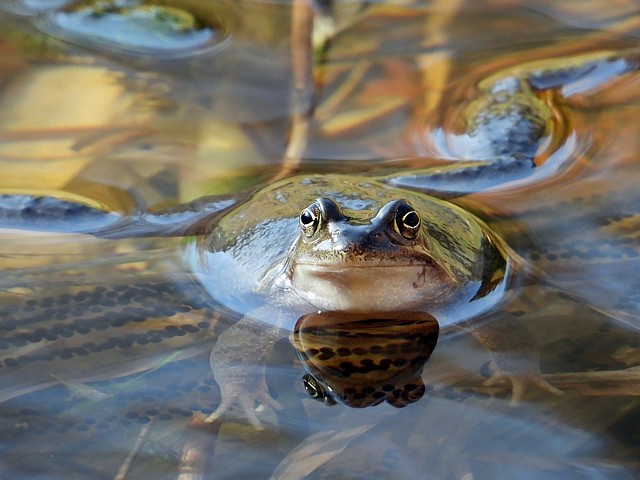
{"left": 0, "top": 281, "right": 213, "bottom": 373}
{"left": 0, "top": 280, "right": 236, "bottom": 476}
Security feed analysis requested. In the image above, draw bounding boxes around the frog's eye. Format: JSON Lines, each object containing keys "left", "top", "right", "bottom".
{"left": 302, "top": 374, "right": 337, "bottom": 406}
{"left": 394, "top": 203, "right": 421, "bottom": 239}
{"left": 299, "top": 203, "right": 321, "bottom": 237}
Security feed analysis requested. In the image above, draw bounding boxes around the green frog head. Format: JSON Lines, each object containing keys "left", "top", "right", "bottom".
{"left": 279, "top": 196, "right": 458, "bottom": 313}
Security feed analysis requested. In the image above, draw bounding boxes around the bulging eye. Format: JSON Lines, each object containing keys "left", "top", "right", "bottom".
{"left": 299, "top": 202, "right": 321, "bottom": 237}
{"left": 394, "top": 203, "right": 421, "bottom": 239}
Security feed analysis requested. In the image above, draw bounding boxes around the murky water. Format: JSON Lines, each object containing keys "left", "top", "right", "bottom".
{"left": 0, "top": 1, "right": 639, "bottom": 479}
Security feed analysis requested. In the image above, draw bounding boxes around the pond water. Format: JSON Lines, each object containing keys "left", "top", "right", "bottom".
{"left": 0, "top": 1, "right": 639, "bottom": 479}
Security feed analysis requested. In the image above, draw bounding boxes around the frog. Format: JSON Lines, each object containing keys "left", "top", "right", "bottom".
{"left": 1, "top": 47, "right": 639, "bottom": 429}
{"left": 188, "top": 174, "right": 515, "bottom": 427}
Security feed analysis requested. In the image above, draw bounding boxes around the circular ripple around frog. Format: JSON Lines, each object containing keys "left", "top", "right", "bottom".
{"left": 35, "top": 0, "right": 234, "bottom": 58}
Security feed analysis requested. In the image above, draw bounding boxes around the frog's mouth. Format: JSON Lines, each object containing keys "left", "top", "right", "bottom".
{"left": 290, "top": 262, "right": 452, "bottom": 313}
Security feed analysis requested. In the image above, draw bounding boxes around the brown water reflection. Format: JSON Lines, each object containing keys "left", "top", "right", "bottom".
{"left": 0, "top": 1, "right": 639, "bottom": 479}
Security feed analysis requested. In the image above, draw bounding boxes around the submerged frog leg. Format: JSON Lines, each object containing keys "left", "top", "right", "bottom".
{"left": 205, "top": 308, "right": 289, "bottom": 429}
{"left": 468, "top": 315, "right": 563, "bottom": 404}
{"left": 0, "top": 192, "right": 243, "bottom": 238}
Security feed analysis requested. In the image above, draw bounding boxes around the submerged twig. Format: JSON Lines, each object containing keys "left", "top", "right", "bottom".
{"left": 542, "top": 366, "right": 640, "bottom": 396}
{"left": 114, "top": 419, "right": 154, "bottom": 480}
{"left": 419, "top": 0, "right": 463, "bottom": 112}
{"left": 274, "top": 0, "right": 316, "bottom": 181}
{"left": 445, "top": 366, "right": 640, "bottom": 398}
{"left": 177, "top": 419, "right": 222, "bottom": 480}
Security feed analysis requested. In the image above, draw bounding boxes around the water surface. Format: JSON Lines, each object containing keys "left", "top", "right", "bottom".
{"left": 0, "top": 1, "right": 639, "bottom": 479}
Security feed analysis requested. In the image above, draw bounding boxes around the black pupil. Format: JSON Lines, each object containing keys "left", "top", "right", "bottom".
{"left": 403, "top": 210, "right": 419, "bottom": 228}
{"left": 300, "top": 209, "right": 314, "bottom": 226}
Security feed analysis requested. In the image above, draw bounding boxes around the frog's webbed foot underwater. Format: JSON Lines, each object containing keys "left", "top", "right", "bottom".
{"left": 481, "top": 351, "right": 564, "bottom": 404}
{"left": 484, "top": 373, "right": 564, "bottom": 405}
{"left": 467, "top": 308, "right": 567, "bottom": 403}
{"left": 203, "top": 313, "right": 286, "bottom": 430}
{"left": 203, "top": 369, "right": 283, "bottom": 431}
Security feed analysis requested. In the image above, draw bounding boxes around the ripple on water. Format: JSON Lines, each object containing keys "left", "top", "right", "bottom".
{"left": 35, "top": 0, "right": 234, "bottom": 58}
{"left": 2, "top": 1, "right": 69, "bottom": 15}
{"left": 0, "top": 190, "right": 130, "bottom": 234}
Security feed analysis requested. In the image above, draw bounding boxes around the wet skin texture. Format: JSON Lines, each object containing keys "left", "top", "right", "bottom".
{"left": 1, "top": 48, "right": 639, "bottom": 428}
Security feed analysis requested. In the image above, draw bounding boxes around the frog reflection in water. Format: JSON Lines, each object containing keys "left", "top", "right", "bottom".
{"left": 291, "top": 311, "right": 440, "bottom": 409}
{"left": 2, "top": 48, "right": 640, "bottom": 428}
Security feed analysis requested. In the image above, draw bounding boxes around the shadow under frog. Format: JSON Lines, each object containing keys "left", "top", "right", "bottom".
{"left": 1, "top": 48, "right": 640, "bottom": 428}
